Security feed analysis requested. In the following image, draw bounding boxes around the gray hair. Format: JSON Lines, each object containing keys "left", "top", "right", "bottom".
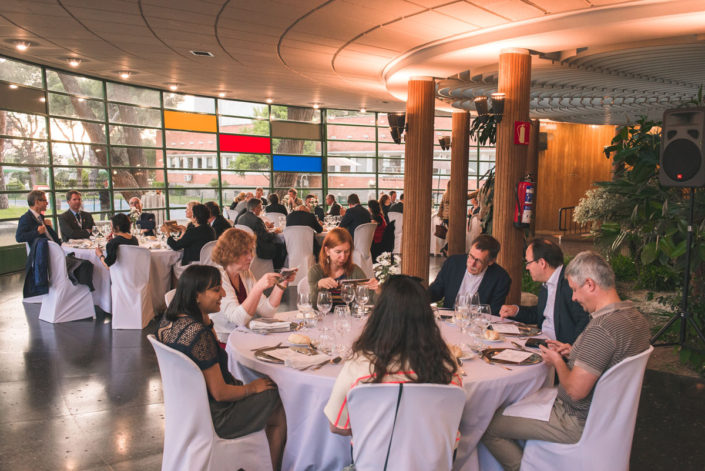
{"left": 565, "top": 251, "right": 615, "bottom": 289}
{"left": 247, "top": 198, "right": 262, "bottom": 211}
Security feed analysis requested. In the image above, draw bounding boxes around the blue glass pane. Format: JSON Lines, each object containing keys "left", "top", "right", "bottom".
{"left": 272, "top": 155, "right": 321, "bottom": 172}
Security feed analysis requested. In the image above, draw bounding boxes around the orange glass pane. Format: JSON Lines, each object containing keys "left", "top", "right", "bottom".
{"left": 164, "top": 110, "right": 217, "bottom": 133}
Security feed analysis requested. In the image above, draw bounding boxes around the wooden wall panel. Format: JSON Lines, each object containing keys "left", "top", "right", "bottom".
{"left": 534, "top": 122, "right": 616, "bottom": 232}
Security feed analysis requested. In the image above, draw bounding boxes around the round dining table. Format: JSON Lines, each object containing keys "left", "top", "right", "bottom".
{"left": 226, "top": 311, "right": 550, "bottom": 471}
{"left": 62, "top": 239, "right": 182, "bottom": 314}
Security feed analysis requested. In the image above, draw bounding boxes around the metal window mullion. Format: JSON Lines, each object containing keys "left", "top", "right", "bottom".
{"left": 215, "top": 99, "right": 223, "bottom": 209}
{"left": 160, "top": 91, "right": 170, "bottom": 219}
{"left": 375, "top": 111, "right": 379, "bottom": 198}
{"left": 41, "top": 67, "right": 58, "bottom": 226}
{"left": 321, "top": 109, "right": 328, "bottom": 200}
{"left": 103, "top": 80, "right": 114, "bottom": 215}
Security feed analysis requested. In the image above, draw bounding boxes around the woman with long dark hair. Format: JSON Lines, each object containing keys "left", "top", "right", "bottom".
{"left": 324, "top": 275, "right": 461, "bottom": 435}
{"left": 157, "top": 265, "right": 286, "bottom": 468}
{"left": 94, "top": 213, "right": 137, "bottom": 267}
{"left": 163, "top": 203, "right": 215, "bottom": 266}
{"left": 368, "top": 199, "right": 388, "bottom": 260}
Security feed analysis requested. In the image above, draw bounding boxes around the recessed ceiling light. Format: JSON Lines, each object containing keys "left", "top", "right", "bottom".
{"left": 218, "top": 92, "right": 226, "bottom": 97}
{"left": 360, "top": 107, "right": 367, "bottom": 113}
{"left": 9, "top": 84, "right": 18, "bottom": 89}
{"left": 78, "top": 98, "right": 85, "bottom": 102}
{"left": 167, "top": 83, "right": 181, "bottom": 91}
{"left": 14, "top": 40, "right": 31, "bottom": 51}
{"left": 118, "top": 70, "right": 132, "bottom": 79}
{"left": 190, "top": 50, "right": 214, "bottom": 57}
{"left": 311, "top": 103, "right": 321, "bottom": 109}
{"left": 266, "top": 98, "right": 273, "bottom": 104}
{"left": 67, "top": 58, "right": 82, "bottom": 68}
{"left": 39, "top": 97, "right": 46, "bottom": 102}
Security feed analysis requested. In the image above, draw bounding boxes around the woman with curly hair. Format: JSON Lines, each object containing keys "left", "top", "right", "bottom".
{"left": 324, "top": 275, "right": 462, "bottom": 435}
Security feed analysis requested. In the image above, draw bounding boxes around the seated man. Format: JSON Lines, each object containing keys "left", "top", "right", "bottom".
{"left": 255, "top": 186, "right": 268, "bottom": 207}
{"left": 58, "top": 190, "right": 95, "bottom": 240}
{"left": 325, "top": 194, "right": 342, "bottom": 216}
{"left": 305, "top": 194, "right": 325, "bottom": 222}
{"left": 499, "top": 239, "right": 589, "bottom": 344}
{"left": 428, "top": 234, "right": 510, "bottom": 314}
{"left": 204, "top": 201, "right": 231, "bottom": 239}
{"left": 285, "top": 187, "right": 303, "bottom": 213}
{"left": 481, "top": 251, "right": 651, "bottom": 471}
{"left": 128, "top": 197, "right": 156, "bottom": 236}
{"left": 338, "top": 193, "right": 371, "bottom": 240}
{"left": 265, "top": 193, "right": 288, "bottom": 216}
{"left": 237, "top": 198, "right": 287, "bottom": 269}
{"left": 286, "top": 205, "right": 323, "bottom": 256}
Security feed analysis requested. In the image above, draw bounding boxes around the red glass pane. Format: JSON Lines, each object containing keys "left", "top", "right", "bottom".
{"left": 219, "top": 134, "right": 270, "bottom": 153}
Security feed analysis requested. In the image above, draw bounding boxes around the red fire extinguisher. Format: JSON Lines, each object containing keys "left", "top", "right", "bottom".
{"left": 514, "top": 175, "right": 534, "bottom": 229}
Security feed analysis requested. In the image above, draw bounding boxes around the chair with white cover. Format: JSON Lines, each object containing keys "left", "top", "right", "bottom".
{"left": 352, "top": 223, "right": 376, "bottom": 278}
{"left": 111, "top": 245, "right": 154, "bottom": 329}
{"left": 164, "top": 288, "right": 176, "bottom": 308}
{"left": 388, "top": 212, "right": 403, "bottom": 255}
{"left": 23, "top": 242, "right": 46, "bottom": 304}
{"left": 39, "top": 241, "right": 95, "bottom": 323}
{"left": 347, "top": 383, "right": 466, "bottom": 471}
{"left": 234, "top": 224, "right": 254, "bottom": 235}
{"left": 199, "top": 240, "right": 218, "bottom": 266}
{"left": 234, "top": 224, "right": 275, "bottom": 280}
{"left": 283, "top": 226, "right": 315, "bottom": 284}
{"left": 521, "top": 346, "right": 654, "bottom": 471}
{"left": 147, "top": 335, "right": 273, "bottom": 471}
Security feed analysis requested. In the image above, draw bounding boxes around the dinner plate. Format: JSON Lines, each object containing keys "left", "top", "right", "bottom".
{"left": 481, "top": 348, "right": 542, "bottom": 365}
{"left": 489, "top": 323, "right": 542, "bottom": 337}
{"left": 254, "top": 350, "right": 285, "bottom": 364}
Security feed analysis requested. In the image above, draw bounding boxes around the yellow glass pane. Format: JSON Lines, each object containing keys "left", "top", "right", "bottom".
{"left": 164, "top": 110, "right": 217, "bottom": 133}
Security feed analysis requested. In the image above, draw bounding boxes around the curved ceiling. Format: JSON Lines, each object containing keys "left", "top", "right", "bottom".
{"left": 0, "top": 0, "right": 703, "bottom": 124}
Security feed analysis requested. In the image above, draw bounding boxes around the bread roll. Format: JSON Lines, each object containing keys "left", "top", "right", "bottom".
{"left": 288, "top": 333, "right": 311, "bottom": 345}
{"left": 484, "top": 329, "right": 500, "bottom": 341}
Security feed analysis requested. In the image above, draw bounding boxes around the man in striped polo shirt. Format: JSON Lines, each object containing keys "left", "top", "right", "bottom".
{"left": 482, "top": 251, "right": 650, "bottom": 471}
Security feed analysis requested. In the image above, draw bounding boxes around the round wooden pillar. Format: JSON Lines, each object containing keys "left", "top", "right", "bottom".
{"left": 448, "top": 110, "right": 470, "bottom": 255}
{"left": 494, "top": 48, "right": 531, "bottom": 304}
{"left": 402, "top": 77, "right": 435, "bottom": 282}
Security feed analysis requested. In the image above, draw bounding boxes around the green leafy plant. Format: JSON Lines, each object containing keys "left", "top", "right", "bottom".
{"left": 609, "top": 254, "right": 638, "bottom": 282}
{"left": 469, "top": 114, "right": 501, "bottom": 146}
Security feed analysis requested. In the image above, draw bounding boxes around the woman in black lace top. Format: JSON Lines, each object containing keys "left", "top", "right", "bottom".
{"left": 157, "top": 265, "right": 287, "bottom": 468}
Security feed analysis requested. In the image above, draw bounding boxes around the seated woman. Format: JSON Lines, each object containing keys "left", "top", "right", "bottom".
{"left": 209, "top": 228, "right": 295, "bottom": 338}
{"left": 157, "top": 265, "right": 286, "bottom": 468}
{"left": 95, "top": 213, "right": 138, "bottom": 268}
{"left": 163, "top": 203, "right": 215, "bottom": 266}
{"left": 367, "top": 199, "right": 388, "bottom": 261}
{"left": 324, "top": 275, "right": 462, "bottom": 435}
{"left": 308, "top": 227, "right": 378, "bottom": 309}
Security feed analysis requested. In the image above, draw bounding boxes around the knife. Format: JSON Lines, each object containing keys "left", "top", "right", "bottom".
{"left": 511, "top": 341, "right": 533, "bottom": 353}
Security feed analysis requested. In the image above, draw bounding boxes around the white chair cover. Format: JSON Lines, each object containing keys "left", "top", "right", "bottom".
{"left": 297, "top": 274, "right": 310, "bottom": 297}
{"left": 147, "top": 335, "right": 273, "bottom": 471}
{"left": 388, "top": 212, "right": 403, "bottom": 255}
{"left": 261, "top": 212, "right": 277, "bottom": 224}
{"left": 347, "top": 383, "right": 466, "bottom": 471}
{"left": 352, "top": 222, "right": 376, "bottom": 278}
{"left": 111, "top": 245, "right": 154, "bottom": 329}
{"left": 164, "top": 288, "right": 176, "bottom": 308}
{"left": 521, "top": 346, "right": 654, "bottom": 471}
{"left": 39, "top": 241, "right": 95, "bottom": 323}
{"left": 23, "top": 242, "right": 46, "bottom": 304}
{"left": 283, "top": 226, "right": 315, "bottom": 285}
{"left": 234, "top": 224, "right": 254, "bottom": 235}
{"left": 199, "top": 240, "right": 218, "bottom": 266}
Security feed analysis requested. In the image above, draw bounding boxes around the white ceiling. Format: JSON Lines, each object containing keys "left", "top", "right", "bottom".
{"left": 1, "top": 0, "right": 704, "bottom": 124}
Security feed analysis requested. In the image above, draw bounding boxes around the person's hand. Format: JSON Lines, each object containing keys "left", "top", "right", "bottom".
{"left": 499, "top": 305, "right": 519, "bottom": 318}
{"left": 539, "top": 345, "right": 565, "bottom": 367}
{"left": 318, "top": 277, "right": 339, "bottom": 289}
{"left": 37, "top": 224, "right": 47, "bottom": 235}
{"left": 94, "top": 247, "right": 103, "bottom": 257}
{"left": 43, "top": 219, "right": 53, "bottom": 228}
{"left": 281, "top": 269, "right": 297, "bottom": 283}
{"left": 366, "top": 278, "right": 379, "bottom": 292}
{"left": 247, "top": 378, "right": 277, "bottom": 395}
{"left": 255, "top": 273, "right": 280, "bottom": 292}
{"left": 160, "top": 224, "right": 170, "bottom": 234}
{"left": 546, "top": 339, "right": 572, "bottom": 356}
{"left": 273, "top": 227, "right": 282, "bottom": 234}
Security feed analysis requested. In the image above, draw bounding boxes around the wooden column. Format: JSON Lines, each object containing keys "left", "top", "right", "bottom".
{"left": 448, "top": 110, "right": 470, "bottom": 255}
{"left": 494, "top": 48, "right": 531, "bottom": 305}
{"left": 402, "top": 77, "right": 435, "bottom": 282}
{"left": 526, "top": 119, "right": 540, "bottom": 236}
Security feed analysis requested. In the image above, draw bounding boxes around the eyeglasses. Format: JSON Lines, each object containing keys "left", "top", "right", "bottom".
{"left": 524, "top": 259, "right": 538, "bottom": 267}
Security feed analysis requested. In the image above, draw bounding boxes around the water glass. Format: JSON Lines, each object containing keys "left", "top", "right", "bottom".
{"left": 317, "top": 290, "right": 332, "bottom": 317}
{"left": 334, "top": 305, "right": 350, "bottom": 319}
{"left": 455, "top": 305, "right": 470, "bottom": 334}
{"left": 341, "top": 283, "right": 355, "bottom": 307}
{"left": 317, "top": 327, "right": 334, "bottom": 355}
{"left": 455, "top": 293, "right": 469, "bottom": 310}
{"left": 355, "top": 285, "right": 369, "bottom": 306}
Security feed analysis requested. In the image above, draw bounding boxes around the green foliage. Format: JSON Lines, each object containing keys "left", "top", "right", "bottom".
{"left": 521, "top": 270, "right": 541, "bottom": 296}
{"left": 635, "top": 264, "right": 678, "bottom": 291}
{"left": 469, "top": 114, "right": 500, "bottom": 145}
{"left": 609, "top": 254, "right": 637, "bottom": 281}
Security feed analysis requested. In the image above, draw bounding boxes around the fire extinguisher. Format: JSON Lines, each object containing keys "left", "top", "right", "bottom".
{"left": 514, "top": 175, "right": 534, "bottom": 229}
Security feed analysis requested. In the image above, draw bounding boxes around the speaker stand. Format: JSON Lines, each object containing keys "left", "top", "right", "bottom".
{"left": 651, "top": 187, "right": 705, "bottom": 349}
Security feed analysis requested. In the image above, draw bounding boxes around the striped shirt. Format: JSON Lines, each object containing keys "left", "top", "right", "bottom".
{"left": 557, "top": 300, "right": 650, "bottom": 421}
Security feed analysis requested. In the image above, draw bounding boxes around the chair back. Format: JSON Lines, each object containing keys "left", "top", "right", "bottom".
{"left": 111, "top": 245, "right": 154, "bottom": 329}
{"left": 164, "top": 288, "right": 176, "bottom": 308}
{"left": 232, "top": 224, "right": 273, "bottom": 278}
{"left": 388, "top": 212, "right": 403, "bottom": 255}
{"left": 39, "top": 241, "right": 95, "bottom": 323}
{"left": 521, "top": 345, "right": 654, "bottom": 471}
{"left": 297, "top": 274, "right": 310, "bottom": 298}
{"left": 347, "top": 383, "right": 466, "bottom": 471}
{"left": 199, "top": 240, "right": 218, "bottom": 266}
{"left": 261, "top": 212, "right": 277, "bottom": 224}
{"left": 234, "top": 224, "right": 254, "bottom": 235}
{"left": 352, "top": 222, "right": 376, "bottom": 278}
{"left": 283, "top": 226, "right": 315, "bottom": 284}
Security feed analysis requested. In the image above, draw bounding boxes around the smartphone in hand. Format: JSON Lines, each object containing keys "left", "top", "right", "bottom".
{"left": 525, "top": 338, "right": 548, "bottom": 349}
{"left": 277, "top": 267, "right": 298, "bottom": 281}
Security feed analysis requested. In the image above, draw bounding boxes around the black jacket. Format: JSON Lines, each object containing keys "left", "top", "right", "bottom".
{"left": 210, "top": 215, "right": 231, "bottom": 239}
{"left": 16, "top": 210, "right": 61, "bottom": 246}
{"left": 137, "top": 212, "right": 156, "bottom": 236}
{"left": 428, "top": 254, "right": 511, "bottom": 315}
{"left": 388, "top": 202, "right": 403, "bottom": 214}
{"left": 58, "top": 210, "right": 95, "bottom": 240}
{"left": 286, "top": 210, "right": 323, "bottom": 233}
{"left": 339, "top": 204, "right": 371, "bottom": 239}
{"left": 265, "top": 203, "right": 288, "bottom": 216}
{"left": 167, "top": 224, "right": 215, "bottom": 265}
{"left": 327, "top": 203, "right": 342, "bottom": 216}
{"left": 512, "top": 266, "right": 590, "bottom": 344}
{"left": 238, "top": 211, "right": 281, "bottom": 260}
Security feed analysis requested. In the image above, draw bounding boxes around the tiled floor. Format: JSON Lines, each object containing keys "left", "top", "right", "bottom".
{"left": 1, "top": 259, "right": 704, "bottom": 470}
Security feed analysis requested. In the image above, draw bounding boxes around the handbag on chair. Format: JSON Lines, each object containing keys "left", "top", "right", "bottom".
{"left": 434, "top": 224, "right": 448, "bottom": 239}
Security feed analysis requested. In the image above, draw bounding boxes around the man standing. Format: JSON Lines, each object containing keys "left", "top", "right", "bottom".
{"left": 204, "top": 201, "right": 231, "bottom": 239}
{"left": 238, "top": 198, "right": 287, "bottom": 269}
{"left": 325, "top": 194, "right": 343, "bottom": 216}
{"left": 16, "top": 190, "right": 61, "bottom": 245}
{"left": 388, "top": 193, "right": 404, "bottom": 214}
{"left": 58, "top": 190, "right": 95, "bottom": 240}
{"left": 389, "top": 190, "right": 397, "bottom": 205}
{"left": 428, "top": 234, "right": 511, "bottom": 314}
{"left": 499, "top": 239, "right": 590, "bottom": 344}
{"left": 482, "top": 251, "right": 651, "bottom": 471}
{"left": 338, "top": 193, "right": 371, "bottom": 240}
{"left": 128, "top": 197, "right": 157, "bottom": 236}
{"left": 305, "top": 194, "right": 325, "bottom": 222}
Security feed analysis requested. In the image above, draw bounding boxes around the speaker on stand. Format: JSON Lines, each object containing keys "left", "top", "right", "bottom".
{"left": 652, "top": 107, "right": 705, "bottom": 348}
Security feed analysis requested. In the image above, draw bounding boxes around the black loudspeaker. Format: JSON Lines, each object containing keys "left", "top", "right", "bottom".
{"left": 659, "top": 107, "right": 705, "bottom": 187}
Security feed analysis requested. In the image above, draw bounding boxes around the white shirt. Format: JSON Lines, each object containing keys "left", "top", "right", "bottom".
{"left": 541, "top": 265, "right": 562, "bottom": 340}
{"left": 457, "top": 268, "right": 485, "bottom": 301}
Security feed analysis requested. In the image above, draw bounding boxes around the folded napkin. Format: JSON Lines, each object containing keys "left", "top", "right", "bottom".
{"left": 502, "top": 387, "right": 558, "bottom": 421}
{"left": 265, "top": 348, "right": 330, "bottom": 370}
{"left": 249, "top": 319, "right": 292, "bottom": 331}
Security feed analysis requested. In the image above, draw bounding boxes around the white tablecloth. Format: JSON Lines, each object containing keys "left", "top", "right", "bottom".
{"left": 62, "top": 243, "right": 182, "bottom": 314}
{"left": 226, "top": 312, "right": 549, "bottom": 471}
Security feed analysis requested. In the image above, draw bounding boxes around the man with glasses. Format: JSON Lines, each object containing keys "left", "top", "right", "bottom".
{"left": 499, "top": 239, "right": 589, "bottom": 344}
{"left": 128, "top": 197, "right": 156, "bottom": 236}
{"left": 429, "top": 234, "right": 511, "bottom": 314}
{"left": 58, "top": 190, "right": 95, "bottom": 240}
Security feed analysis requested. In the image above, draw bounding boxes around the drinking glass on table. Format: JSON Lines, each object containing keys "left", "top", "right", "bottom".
{"left": 91, "top": 226, "right": 99, "bottom": 240}
{"left": 476, "top": 304, "right": 492, "bottom": 332}
{"left": 333, "top": 314, "right": 352, "bottom": 356}
{"left": 298, "top": 291, "right": 315, "bottom": 329}
{"left": 455, "top": 303, "right": 471, "bottom": 334}
{"left": 355, "top": 285, "right": 369, "bottom": 308}
{"left": 317, "top": 290, "right": 332, "bottom": 319}
{"left": 341, "top": 283, "right": 355, "bottom": 312}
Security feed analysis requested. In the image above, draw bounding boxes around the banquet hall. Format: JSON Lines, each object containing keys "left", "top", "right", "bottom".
{"left": 1, "top": 1, "right": 705, "bottom": 470}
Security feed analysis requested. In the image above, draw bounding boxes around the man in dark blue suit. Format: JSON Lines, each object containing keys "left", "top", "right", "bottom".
{"left": 429, "top": 234, "right": 511, "bottom": 315}
{"left": 238, "top": 198, "right": 287, "bottom": 269}
{"left": 499, "top": 238, "right": 589, "bottom": 344}
{"left": 16, "top": 190, "right": 61, "bottom": 245}
{"left": 129, "top": 197, "right": 157, "bottom": 236}
{"left": 338, "top": 193, "right": 371, "bottom": 240}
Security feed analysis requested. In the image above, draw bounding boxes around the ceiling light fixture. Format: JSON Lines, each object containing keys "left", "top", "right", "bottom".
{"left": 39, "top": 97, "right": 46, "bottom": 102}
{"left": 119, "top": 71, "right": 132, "bottom": 80}
{"left": 67, "top": 58, "right": 82, "bottom": 68}
{"left": 266, "top": 98, "right": 273, "bottom": 104}
{"left": 311, "top": 103, "right": 320, "bottom": 109}
{"left": 167, "top": 83, "right": 181, "bottom": 91}
{"left": 14, "top": 40, "right": 31, "bottom": 51}
{"left": 9, "top": 84, "right": 18, "bottom": 89}
{"left": 218, "top": 92, "right": 226, "bottom": 98}
{"left": 360, "top": 107, "right": 367, "bottom": 113}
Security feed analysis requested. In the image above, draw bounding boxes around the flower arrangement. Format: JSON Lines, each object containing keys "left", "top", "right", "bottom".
{"left": 373, "top": 252, "right": 401, "bottom": 284}
{"left": 128, "top": 207, "right": 140, "bottom": 229}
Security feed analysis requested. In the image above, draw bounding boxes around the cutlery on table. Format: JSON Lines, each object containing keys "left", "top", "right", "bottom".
{"left": 511, "top": 341, "right": 534, "bottom": 353}
{"left": 251, "top": 342, "right": 283, "bottom": 352}
{"left": 481, "top": 355, "right": 512, "bottom": 371}
{"left": 307, "top": 356, "right": 342, "bottom": 371}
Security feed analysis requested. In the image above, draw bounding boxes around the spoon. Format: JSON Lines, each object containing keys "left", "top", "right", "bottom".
{"left": 311, "top": 356, "right": 342, "bottom": 371}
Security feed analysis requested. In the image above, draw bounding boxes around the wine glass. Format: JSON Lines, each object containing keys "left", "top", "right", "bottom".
{"left": 455, "top": 303, "right": 471, "bottom": 334}
{"left": 297, "top": 291, "right": 314, "bottom": 329}
{"left": 91, "top": 226, "right": 99, "bottom": 240}
{"left": 341, "top": 283, "right": 355, "bottom": 313}
{"left": 317, "top": 290, "right": 332, "bottom": 319}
